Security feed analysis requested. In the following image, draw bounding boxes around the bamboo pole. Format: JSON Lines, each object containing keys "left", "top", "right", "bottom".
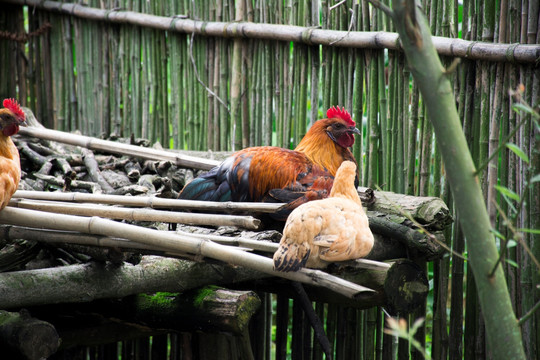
{"left": 12, "top": 190, "right": 283, "bottom": 213}
{"left": 17, "top": 126, "right": 220, "bottom": 170}
{"left": 7, "top": 199, "right": 262, "bottom": 230}
{"left": 0, "top": 207, "right": 375, "bottom": 299}
{"left": 368, "top": 1, "right": 526, "bottom": 358}
{"left": 2, "top": 0, "right": 538, "bottom": 64}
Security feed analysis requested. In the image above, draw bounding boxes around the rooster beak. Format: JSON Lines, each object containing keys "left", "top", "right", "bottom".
{"left": 348, "top": 126, "right": 361, "bottom": 135}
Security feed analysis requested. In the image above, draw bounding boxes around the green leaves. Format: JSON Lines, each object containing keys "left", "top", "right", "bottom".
{"left": 495, "top": 185, "right": 520, "bottom": 202}
{"left": 506, "top": 143, "right": 529, "bottom": 164}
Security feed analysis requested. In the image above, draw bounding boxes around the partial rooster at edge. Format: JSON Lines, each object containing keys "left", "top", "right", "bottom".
{"left": 0, "top": 98, "right": 26, "bottom": 210}
{"left": 178, "top": 106, "right": 361, "bottom": 219}
{"left": 273, "top": 161, "right": 374, "bottom": 272}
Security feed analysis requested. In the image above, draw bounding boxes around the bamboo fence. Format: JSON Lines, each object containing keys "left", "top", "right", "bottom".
{"left": 1, "top": 0, "right": 539, "bottom": 359}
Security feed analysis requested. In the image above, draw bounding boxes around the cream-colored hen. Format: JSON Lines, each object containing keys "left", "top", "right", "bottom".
{"left": 273, "top": 161, "right": 374, "bottom": 271}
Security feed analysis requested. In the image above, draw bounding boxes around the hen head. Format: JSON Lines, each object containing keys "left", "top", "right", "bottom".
{"left": 0, "top": 98, "right": 26, "bottom": 137}
{"left": 323, "top": 106, "right": 360, "bottom": 148}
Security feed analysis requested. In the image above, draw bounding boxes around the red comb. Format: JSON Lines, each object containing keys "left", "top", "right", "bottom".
{"left": 3, "top": 98, "right": 25, "bottom": 121}
{"left": 326, "top": 106, "right": 355, "bottom": 126}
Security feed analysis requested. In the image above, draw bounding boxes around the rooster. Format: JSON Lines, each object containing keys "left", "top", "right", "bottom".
{"left": 0, "top": 99, "right": 26, "bottom": 211}
{"left": 178, "top": 106, "right": 360, "bottom": 214}
{"left": 273, "top": 161, "right": 374, "bottom": 271}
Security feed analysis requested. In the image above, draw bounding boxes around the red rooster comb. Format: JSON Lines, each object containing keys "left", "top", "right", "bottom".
{"left": 3, "top": 98, "right": 25, "bottom": 121}
{"left": 326, "top": 106, "right": 355, "bottom": 126}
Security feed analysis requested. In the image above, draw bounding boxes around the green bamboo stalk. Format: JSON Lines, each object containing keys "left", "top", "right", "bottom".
{"left": 385, "top": 51, "right": 395, "bottom": 189}
{"left": 406, "top": 84, "right": 420, "bottom": 195}
{"left": 395, "top": 55, "right": 405, "bottom": 194}
{"left": 419, "top": 103, "right": 432, "bottom": 196}
{"left": 276, "top": 37, "right": 285, "bottom": 147}
{"left": 283, "top": 41, "right": 292, "bottom": 148}
{"left": 373, "top": 2, "right": 527, "bottom": 358}
{"left": 326, "top": 303, "right": 337, "bottom": 357}
{"left": 48, "top": 13, "right": 63, "bottom": 131}
{"left": 367, "top": 51, "right": 380, "bottom": 188}
{"left": 230, "top": 0, "right": 244, "bottom": 151}
{"left": 365, "top": 308, "right": 377, "bottom": 358}
{"left": 449, "top": 217, "right": 465, "bottom": 360}
{"left": 528, "top": 67, "right": 540, "bottom": 360}
{"left": 263, "top": 39, "right": 273, "bottom": 146}
{"left": 352, "top": 46, "right": 364, "bottom": 185}
{"left": 309, "top": 2, "right": 320, "bottom": 127}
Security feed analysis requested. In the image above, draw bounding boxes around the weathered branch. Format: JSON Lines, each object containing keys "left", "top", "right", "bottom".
{"left": 81, "top": 148, "right": 114, "bottom": 193}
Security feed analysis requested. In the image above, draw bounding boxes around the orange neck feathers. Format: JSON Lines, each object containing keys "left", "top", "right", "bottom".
{"left": 294, "top": 119, "right": 354, "bottom": 176}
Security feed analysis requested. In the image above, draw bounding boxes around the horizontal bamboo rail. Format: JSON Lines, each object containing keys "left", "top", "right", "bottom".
{"left": 17, "top": 126, "right": 220, "bottom": 170}
{"left": 12, "top": 190, "right": 282, "bottom": 213}
{"left": 7, "top": 198, "right": 262, "bottom": 230}
{"left": 3, "top": 0, "right": 539, "bottom": 64}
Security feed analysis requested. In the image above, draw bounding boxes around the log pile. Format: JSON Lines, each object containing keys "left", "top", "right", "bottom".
{"left": 0, "top": 109, "right": 452, "bottom": 358}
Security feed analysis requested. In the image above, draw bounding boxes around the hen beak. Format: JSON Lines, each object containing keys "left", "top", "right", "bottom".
{"left": 348, "top": 126, "right": 361, "bottom": 135}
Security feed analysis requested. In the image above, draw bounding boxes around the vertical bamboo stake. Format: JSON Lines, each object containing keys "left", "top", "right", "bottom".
{"left": 367, "top": 51, "right": 380, "bottom": 188}
{"left": 406, "top": 84, "right": 420, "bottom": 195}
{"left": 231, "top": 0, "right": 245, "bottom": 151}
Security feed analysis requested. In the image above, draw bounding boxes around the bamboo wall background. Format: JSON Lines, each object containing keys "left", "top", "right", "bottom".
{"left": 1, "top": 0, "right": 539, "bottom": 359}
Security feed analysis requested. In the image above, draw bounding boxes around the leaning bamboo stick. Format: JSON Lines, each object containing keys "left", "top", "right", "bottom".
{"left": 0, "top": 207, "right": 375, "bottom": 299}
{"left": 3, "top": 0, "right": 539, "bottom": 64}
{"left": 17, "top": 125, "right": 220, "bottom": 170}
{"left": 0, "top": 224, "right": 269, "bottom": 255}
{"left": 12, "top": 190, "right": 283, "bottom": 213}
{"left": 7, "top": 198, "right": 261, "bottom": 230}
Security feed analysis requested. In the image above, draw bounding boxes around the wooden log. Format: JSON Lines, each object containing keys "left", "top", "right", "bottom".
{"left": 117, "top": 287, "right": 261, "bottom": 334}
{"left": 383, "top": 259, "right": 430, "bottom": 315}
{"left": 0, "top": 309, "right": 60, "bottom": 360}
{"left": 0, "top": 251, "right": 368, "bottom": 309}
{"left": 0, "top": 239, "right": 40, "bottom": 272}
{"left": 33, "top": 173, "right": 102, "bottom": 193}
{"left": 81, "top": 148, "right": 115, "bottom": 193}
{"left": 0, "top": 256, "right": 264, "bottom": 309}
{"left": 232, "top": 259, "right": 428, "bottom": 313}
{"left": 29, "top": 287, "right": 260, "bottom": 349}
{"left": 368, "top": 216, "right": 445, "bottom": 260}
{"left": 362, "top": 187, "right": 452, "bottom": 230}
{"left": 31, "top": 309, "right": 163, "bottom": 349}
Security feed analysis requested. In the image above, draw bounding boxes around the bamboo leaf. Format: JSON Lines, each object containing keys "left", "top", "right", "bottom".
{"left": 518, "top": 228, "right": 540, "bottom": 235}
{"left": 506, "top": 240, "right": 517, "bottom": 248}
{"left": 529, "top": 174, "right": 540, "bottom": 184}
{"left": 490, "top": 228, "right": 507, "bottom": 241}
{"left": 494, "top": 185, "right": 520, "bottom": 202}
{"left": 505, "top": 143, "right": 529, "bottom": 164}
{"left": 505, "top": 259, "right": 518, "bottom": 268}
{"left": 511, "top": 103, "right": 533, "bottom": 115}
